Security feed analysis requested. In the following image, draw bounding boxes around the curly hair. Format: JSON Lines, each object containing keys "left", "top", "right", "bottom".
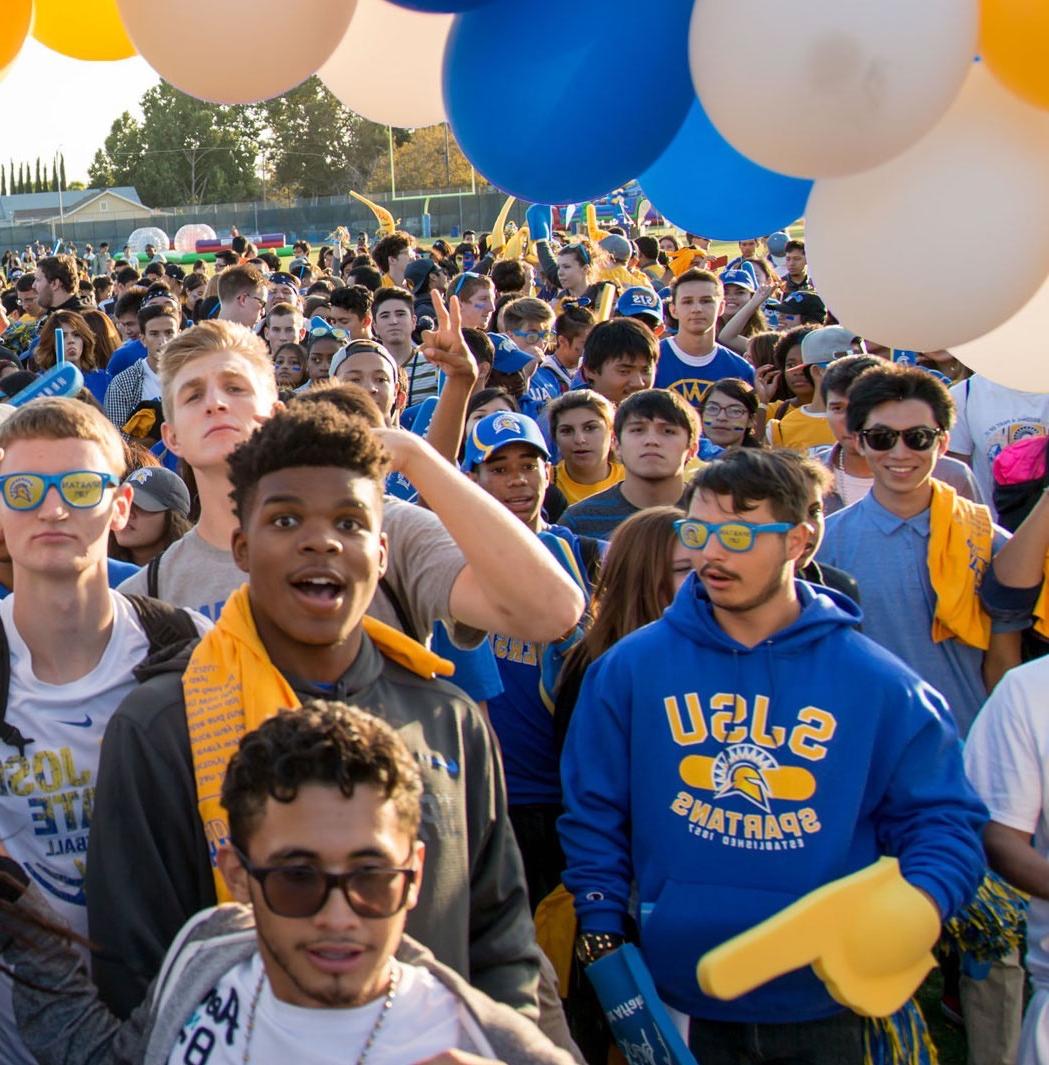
{"left": 227, "top": 403, "right": 388, "bottom": 521}
{"left": 221, "top": 702, "right": 422, "bottom": 848}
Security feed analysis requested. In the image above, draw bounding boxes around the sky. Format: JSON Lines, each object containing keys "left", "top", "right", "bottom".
{"left": 0, "top": 39, "right": 159, "bottom": 186}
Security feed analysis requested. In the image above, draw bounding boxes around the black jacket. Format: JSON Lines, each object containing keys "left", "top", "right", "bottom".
{"left": 85, "top": 633, "right": 541, "bottom": 1021}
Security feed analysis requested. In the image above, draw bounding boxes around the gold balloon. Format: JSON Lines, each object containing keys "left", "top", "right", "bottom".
{"left": 32, "top": 0, "right": 135, "bottom": 61}
{"left": 0, "top": 0, "right": 32, "bottom": 77}
{"left": 981, "top": 0, "right": 1049, "bottom": 110}
{"left": 116, "top": 0, "right": 357, "bottom": 105}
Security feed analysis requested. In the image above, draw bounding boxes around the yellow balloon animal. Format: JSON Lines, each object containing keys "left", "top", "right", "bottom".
{"left": 697, "top": 857, "right": 940, "bottom": 1018}
{"left": 33, "top": 0, "right": 135, "bottom": 61}
{"left": 349, "top": 191, "right": 396, "bottom": 238}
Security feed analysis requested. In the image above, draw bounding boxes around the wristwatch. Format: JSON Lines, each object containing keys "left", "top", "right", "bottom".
{"left": 0, "top": 856, "right": 29, "bottom": 904}
{"left": 575, "top": 931, "right": 625, "bottom": 967}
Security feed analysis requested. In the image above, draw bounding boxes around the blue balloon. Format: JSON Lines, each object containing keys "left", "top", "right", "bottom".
{"left": 444, "top": 0, "right": 694, "bottom": 204}
{"left": 390, "top": 0, "right": 491, "bottom": 10}
{"left": 638, "top": 102, "right": 813, "bottom": 241}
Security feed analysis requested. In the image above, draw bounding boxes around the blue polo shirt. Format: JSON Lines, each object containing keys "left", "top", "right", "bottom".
{"left": 817, "top": 491, "right": 1012, "bottom": 737}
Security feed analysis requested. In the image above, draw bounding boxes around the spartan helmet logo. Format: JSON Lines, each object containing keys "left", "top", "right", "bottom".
{"left": 711, "top": 744, "right": 778, "bottom": 813}
{"left": 491, "top": 412, "right": 521, "bottom": 435}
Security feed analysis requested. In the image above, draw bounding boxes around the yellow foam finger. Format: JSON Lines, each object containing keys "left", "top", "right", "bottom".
{"left": 585, "top": 203, "right": 611, "bottom": 243}
{"left": 489, "top": 195, "right": 516, "bottom": 253}
{"left": 697, "top": 858, "right": 941, "bottom": 1017}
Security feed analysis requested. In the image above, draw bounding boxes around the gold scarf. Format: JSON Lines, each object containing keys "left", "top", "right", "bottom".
{"left": 184, "top": 584, "right": 453, "bottom": 901}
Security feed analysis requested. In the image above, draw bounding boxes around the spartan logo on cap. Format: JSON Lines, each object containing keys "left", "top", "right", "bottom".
{"left": 127, "top": 468, "right": 153, "bottom": 487}
{"left": 491, "top": 412, "right": 522, "bottom": 435}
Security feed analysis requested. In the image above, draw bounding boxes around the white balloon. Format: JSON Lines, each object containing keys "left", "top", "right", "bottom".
{"left": 320, "top": 0, "right": 451, "bottom": 128}
{"left": 806, "top": 65, "right": 1049, "bottom": 353}
{"left": 127, "top": 227, "right": 170, "bottom": 256}
{"left": 173, "top": 223, "right": 217, "bottom": 254}
{"left": 690, "top": 0, "right": 978, "bottom": 178}
{"left": 953, "top": 274, "right": 1049, "bottom": 392}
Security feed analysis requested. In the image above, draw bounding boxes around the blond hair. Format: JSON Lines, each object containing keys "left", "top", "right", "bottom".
{"left": 159, "top": 320, "right": 276, "bottom": 415}
{"left": 0, "top": 397, "right": 126, "bottom": 476}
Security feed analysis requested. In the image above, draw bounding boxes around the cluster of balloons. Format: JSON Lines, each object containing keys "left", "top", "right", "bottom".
{"left": 6, "top": 0, "right": 1049, "bottom": 388}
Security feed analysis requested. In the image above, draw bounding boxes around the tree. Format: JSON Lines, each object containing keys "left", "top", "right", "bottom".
{"left": 89, "top": 82, "right": 259, "bottom": 206}
{"left": 16, "top": 163, "right": 23, "bottom": 195}
{"left": 59, "top": 154, "right": 66, "bottom": 190}
{"left": 33, "top": 158, "right": 40, "bottom": 193}
{"left": 8, "top": 162, "right": 13, "bottom": 198}
{"left": 255, "top": 77, "right": 391, "bottom": 199}
{"left": 367, "top": 123, "right": 482, "bottom": 194}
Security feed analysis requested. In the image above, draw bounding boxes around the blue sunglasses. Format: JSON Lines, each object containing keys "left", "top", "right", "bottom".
{"left": 674, "top": 518, "right": 793, "bottom": 553}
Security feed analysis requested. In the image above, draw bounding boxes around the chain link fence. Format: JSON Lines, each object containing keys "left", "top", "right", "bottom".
{"left": 0, "top": 189, "right": 530, "bottom": 253}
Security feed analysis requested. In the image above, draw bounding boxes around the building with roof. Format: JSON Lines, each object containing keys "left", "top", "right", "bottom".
{"left": 0, "top": 187, "right": 150, "bottom": 225}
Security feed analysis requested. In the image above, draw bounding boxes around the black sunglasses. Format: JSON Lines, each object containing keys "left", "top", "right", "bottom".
{"left": 859, "top": 426, "right": 943, "bottom": 452}
{"left": 233, "top": 844, "right": 415, "bottom": 919}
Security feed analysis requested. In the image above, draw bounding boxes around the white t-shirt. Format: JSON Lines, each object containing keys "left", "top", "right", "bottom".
{"left": 949, "top": 375, "right": 1049, "bottom": 514}
{"left": 140, "top": 357, "right": 163, "bottom": 402}
{"left": 964, "top": 655, "right": 1049, "bottom": 989}
{"left": 167, "top": 954, "right": 492, "bottom": 1065}
{"left": 0, "top": 593, "right": 149, "bottom": 1065}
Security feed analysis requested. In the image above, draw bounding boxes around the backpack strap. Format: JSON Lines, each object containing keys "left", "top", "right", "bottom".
{"left": 378, "top": 576, "right": 420, "bottom": 644}
{"left": 0, "top": 618, "right": 33, "bottom": 757}
{"left": 146, "top": 554, "right": 162, "bottom": 599}
{"left": 122, "top": 594, "right": 200, "bottom": 656}
{"left": 577, "top": 536, "right": 604, "bottom": 591}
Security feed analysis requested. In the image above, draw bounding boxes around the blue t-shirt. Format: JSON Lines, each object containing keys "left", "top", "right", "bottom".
{"left": 106, "top": 339, "right": 147, "bottom": 377}
{"left": 487, "top": 523, "right": 591, "bottom": 806}
{"left": 431, "top": 622, "right": 503, "bottom": 703}
{"left": 654, "top": 337, "right": 755, "bottom": 408}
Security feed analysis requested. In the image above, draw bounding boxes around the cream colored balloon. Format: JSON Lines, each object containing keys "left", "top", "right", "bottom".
{"left": 116, "top": 0, "right": 357, "bottom": 105}
{"left": 690, "top": 0, "right": 977, "bottom": 178}
{"left": 954, "top": 275, "right": 1049, "bottom": 392}
{"left": 320, "top": 0, "right": 451, "bottom": 128}
{"left": 806, "top": 65, "right": 1049, "bottom": 352}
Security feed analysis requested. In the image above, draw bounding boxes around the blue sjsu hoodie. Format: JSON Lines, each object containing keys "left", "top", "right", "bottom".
{"left": 559, "top": 576, "right": 986, "bottom": 1022}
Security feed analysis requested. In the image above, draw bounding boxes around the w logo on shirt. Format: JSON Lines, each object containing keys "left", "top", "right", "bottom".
{"left": 670, "top": 379, "right": 709, "bottom": 405}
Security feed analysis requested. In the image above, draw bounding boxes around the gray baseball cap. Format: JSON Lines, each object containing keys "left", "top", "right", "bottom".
{"left": 122, "top": 466, "right": 191, "bottom": 517}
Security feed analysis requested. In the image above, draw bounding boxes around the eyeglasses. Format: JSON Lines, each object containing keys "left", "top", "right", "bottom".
{"left": 309, "top": 323, "right": 350, "bottom": 341}
{"left": 674, "top": 518, "right": 793, "bottom": 553}
{"left": 702, "top": 402, "right": 748, "bottom": 420}
{"left": 243, "top": 293, "right": 266, "bottom": 308}
{"left": 0, "top": 470, "right": 119, "bottom": 511}
{"left": 512, "top": 328, "right": 554, "bottom": 345}
{"left": 232, "top": 845, "right": 416, "bottom": 919}
{"left": 858, "top": 426, "right": 943, "bottom": 452}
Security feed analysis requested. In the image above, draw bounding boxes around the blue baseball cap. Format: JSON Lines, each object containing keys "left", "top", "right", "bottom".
{"left": 616, "top": 286, "right": 664, "bottom": 323}
{"left": 462, "top": 411, "right": 550, "bottom": 471}
{"left": 490, "top": 333, "right": 536, "bottom": 374}
{"left": 720, "top": 268, "right": 756, "bottom": 293}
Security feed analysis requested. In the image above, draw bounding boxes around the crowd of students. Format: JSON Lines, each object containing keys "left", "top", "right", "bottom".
{"left": 0, "top": 218, "right": 1044, "bottom": 1065}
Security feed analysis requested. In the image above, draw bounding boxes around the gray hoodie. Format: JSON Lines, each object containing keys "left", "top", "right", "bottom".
{"left": 5, "top": 893, "right": 574, "bottom": 1065}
